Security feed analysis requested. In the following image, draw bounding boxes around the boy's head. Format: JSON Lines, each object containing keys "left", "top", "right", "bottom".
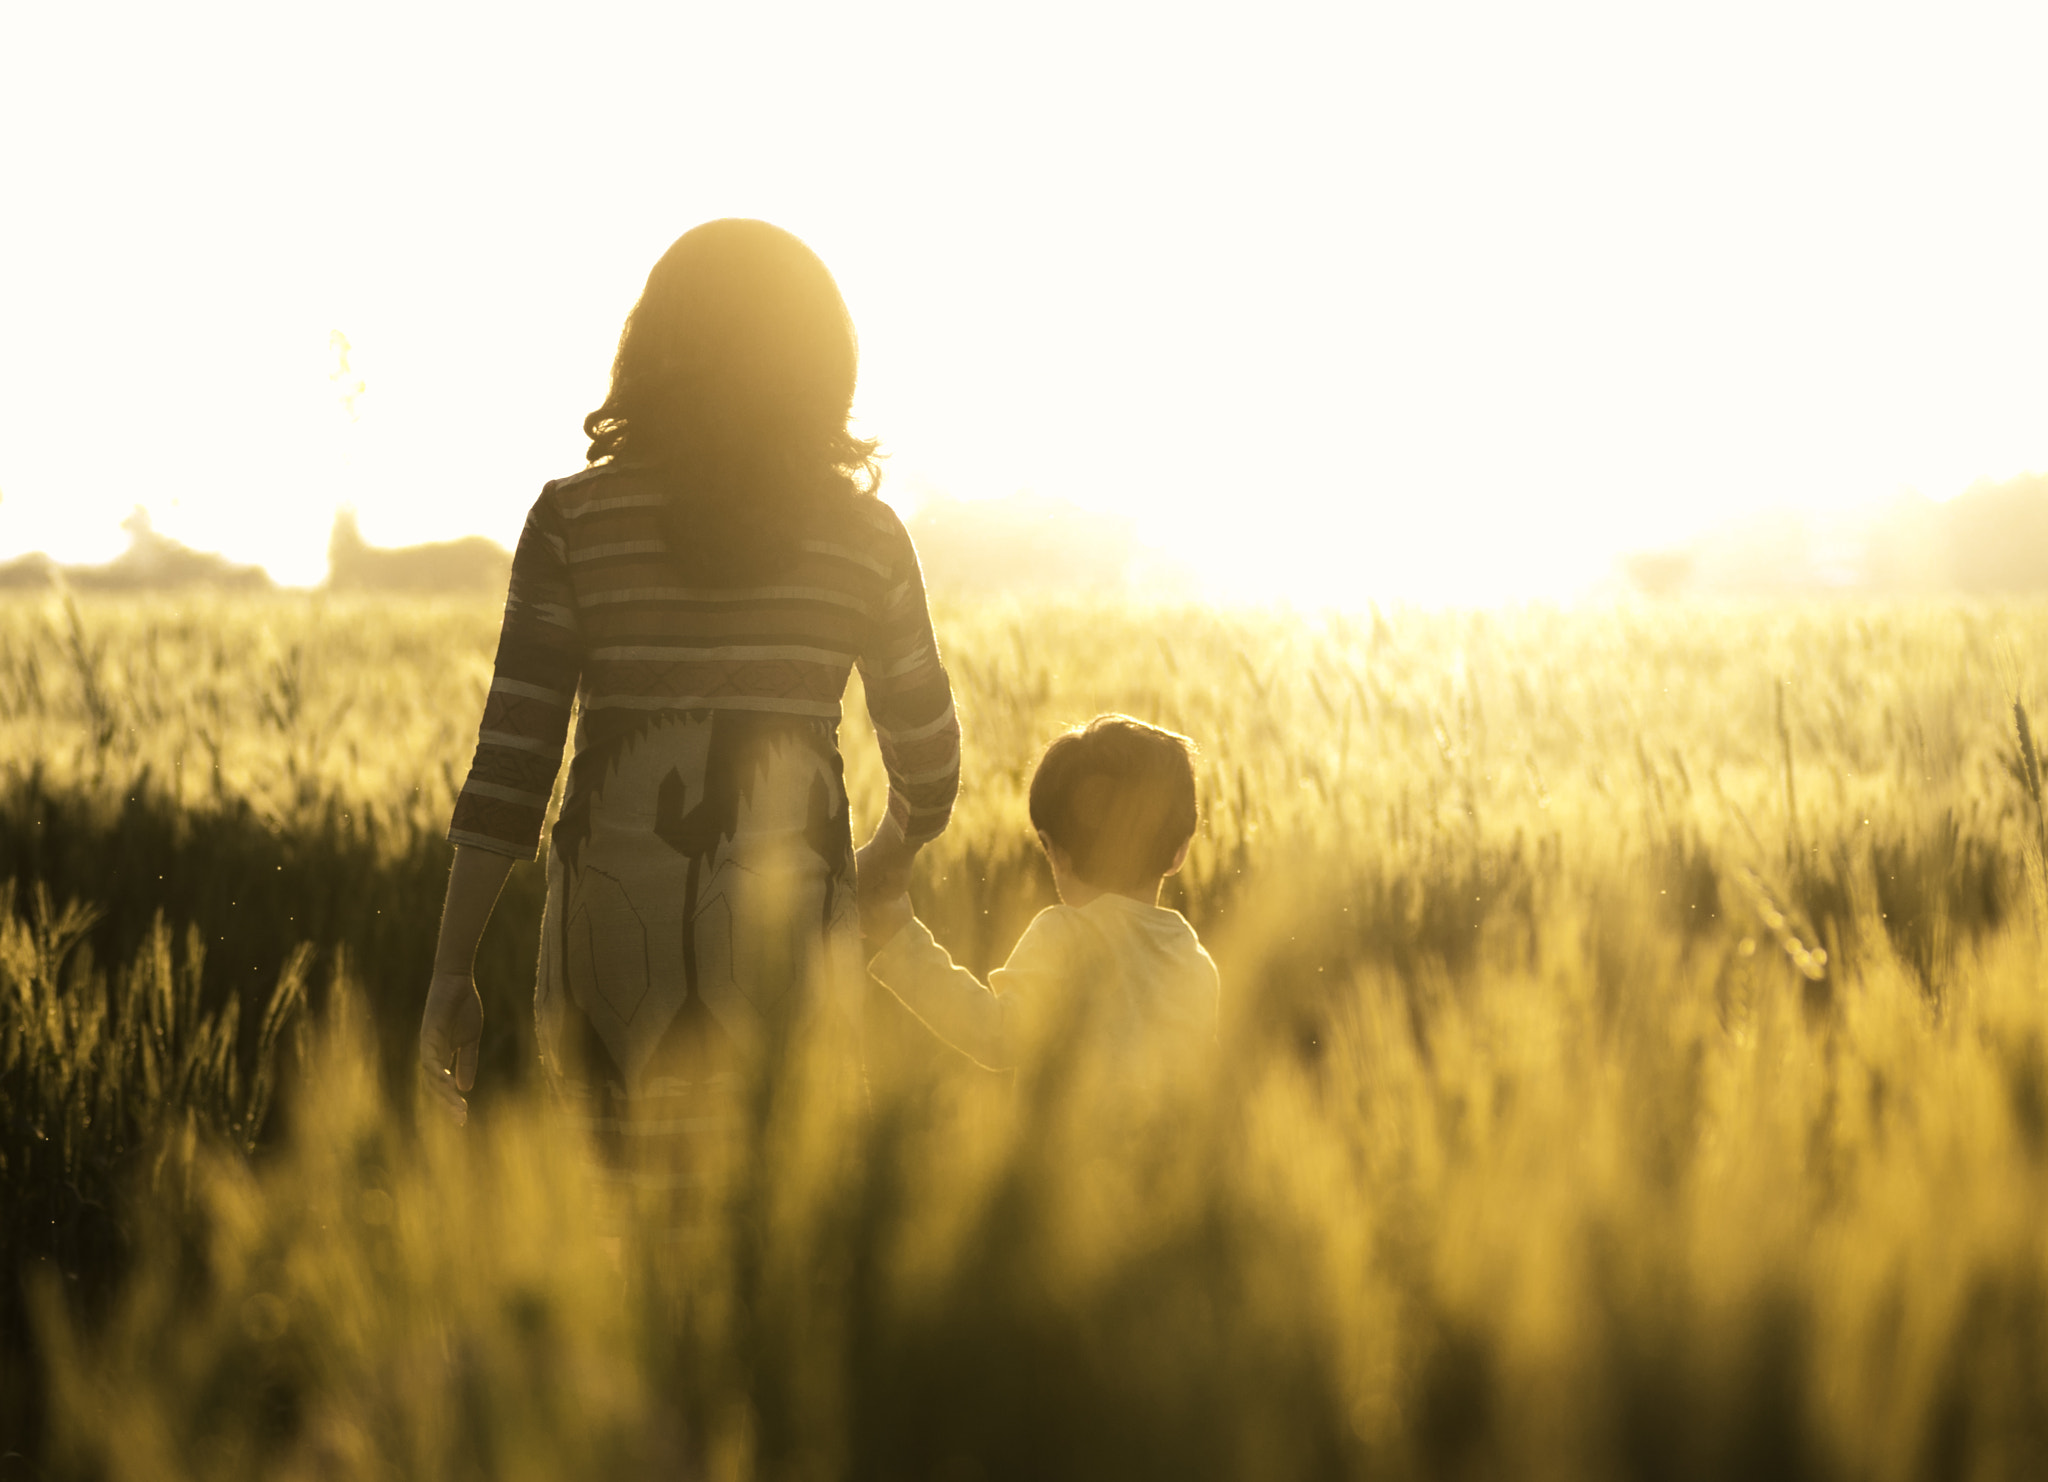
{"left": 1028, "top": 715, "right": 1199, "bottom": 897}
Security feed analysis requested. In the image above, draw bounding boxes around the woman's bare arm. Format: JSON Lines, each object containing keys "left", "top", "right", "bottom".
{"left": 419, "top": 844, "right": 515, "bottom": 1125}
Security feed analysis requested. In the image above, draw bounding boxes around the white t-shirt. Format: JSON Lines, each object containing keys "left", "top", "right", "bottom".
{"left": 869, "top": 892, "right": 1220, "bottom": 1070}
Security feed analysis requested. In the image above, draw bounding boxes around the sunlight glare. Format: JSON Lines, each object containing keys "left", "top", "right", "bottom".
{"left": 1, "top": 1, "right": 2045, "bottom": 603}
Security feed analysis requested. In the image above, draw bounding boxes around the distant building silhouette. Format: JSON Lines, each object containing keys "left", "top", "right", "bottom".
{"left": 324, "top": 509, "right": 512, "bottom": 594}
{"left": 0, "top": 507, "right": 271, "bottom": 591}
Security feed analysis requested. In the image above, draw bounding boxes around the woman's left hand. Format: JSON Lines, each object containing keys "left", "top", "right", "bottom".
{"left": 861, "top": 892, "right": 915, "bottom": 958}
{"left": 419, "top": 969, "right": 484, "bottom": 1126}
{"left": 855, "top": 819, "right": 917, "bottom": 906}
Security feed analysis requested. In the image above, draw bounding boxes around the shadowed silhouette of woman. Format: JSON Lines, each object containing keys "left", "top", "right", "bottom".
{"left": 418, "top": 220, "right": 960, "bottom": 1152}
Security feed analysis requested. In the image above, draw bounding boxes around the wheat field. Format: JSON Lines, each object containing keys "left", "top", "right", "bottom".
{"left": 7, "top": 590, "right": 2048, "bottom": 1478}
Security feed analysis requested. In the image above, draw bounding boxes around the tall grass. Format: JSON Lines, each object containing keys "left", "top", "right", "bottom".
{"left": 29, "top": 850, "right": 2048, "bottom": 1478}
{"left": 0, "top": 883, "right": 307, "bottom": 1453}
{"left": 9, "top": 591, "right": 2048, "bottom": 1473}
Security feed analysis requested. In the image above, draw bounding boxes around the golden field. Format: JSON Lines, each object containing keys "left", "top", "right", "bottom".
{"left": 6, "top": 590, "right": 2048, "bottom": 1479}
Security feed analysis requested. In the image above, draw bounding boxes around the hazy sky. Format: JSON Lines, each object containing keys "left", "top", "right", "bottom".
{"left": 2, "top": 2, "right": 2043, "bottom": 601}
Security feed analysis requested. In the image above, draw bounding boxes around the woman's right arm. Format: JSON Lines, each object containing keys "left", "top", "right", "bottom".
{"left": 422, "top": 493, "right": 582, "bottom": 1122}
{"left": 445, "top": 495, "right": 582, "bottom": 860}
{"left": 420, "top": 844, "right": 513, "bottom": 1124}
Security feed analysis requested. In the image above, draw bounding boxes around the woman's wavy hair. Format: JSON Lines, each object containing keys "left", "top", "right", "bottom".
{"left": 583, "top": 219, "right": 881, "bottom": 581}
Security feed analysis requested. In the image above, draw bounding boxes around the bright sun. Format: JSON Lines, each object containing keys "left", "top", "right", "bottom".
{"left": 3, "top": 2, "right": 2046, "bottom": 603}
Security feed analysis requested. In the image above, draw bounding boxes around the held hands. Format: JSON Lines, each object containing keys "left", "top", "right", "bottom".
{"left": 855, "top": 818, "right": 918, "bottom": 958}
{"left": 861, "top": 891, "right": 915, "bottom": 959}
{"left": 419, "top": 968, "right": 483, "bottom": 1126}
{"left": 854, "top": 817, "right": 917, "bottom": 905}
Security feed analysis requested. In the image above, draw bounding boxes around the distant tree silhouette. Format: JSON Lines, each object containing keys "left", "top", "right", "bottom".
{"left": 0, "top": 553, "right": 56, "bottom": 590}
{"left": 324, "top": 509, "right": 512, "bottom": 594}
{"left": 0, "top": 508, "right": 270, "bottom": 591}
{"left": 1858, "top": 492, "right": 1947, "bottom": 594}
{"left": 1944, "top": 474, "right": 2048, "bottom": 593}
{"left": 1622, "top": 549, "right": 1694, "bottom": 598}
{"left": 906, "top": 492, "right": 1190, "bottom": 598}
{"left": 1615, "top": 472, "right": 2048, "bottom": 596}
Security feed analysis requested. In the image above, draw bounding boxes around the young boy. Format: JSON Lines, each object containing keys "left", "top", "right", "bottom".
{"left": 863, "top": 714, "right": 1220, "bottom": 1070}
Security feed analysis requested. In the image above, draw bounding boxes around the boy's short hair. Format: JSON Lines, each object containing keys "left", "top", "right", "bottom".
{"left": 1028, "top": 715, "right": 1199, "bottom": 893}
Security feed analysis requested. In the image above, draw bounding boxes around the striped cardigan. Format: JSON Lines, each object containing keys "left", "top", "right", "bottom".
{"left": 448, "top": 463, "right": 960, "bottom": 860}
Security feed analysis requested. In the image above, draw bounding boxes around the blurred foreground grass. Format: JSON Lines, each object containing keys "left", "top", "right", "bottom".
{"left": 8, "top": 591, "right": 2048, "bottom": 1476}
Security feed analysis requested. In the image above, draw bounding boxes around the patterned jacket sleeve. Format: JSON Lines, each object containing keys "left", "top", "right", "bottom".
{"left": 857, "top": 513, "right": 961, "bottom": 847}
{"left": 447, "top": 492, "right": 582, "bottom": 859}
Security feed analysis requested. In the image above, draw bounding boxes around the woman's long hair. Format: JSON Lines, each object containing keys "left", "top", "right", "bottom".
{"left": 583, "top": 220, "right": 880, "bottom": 582}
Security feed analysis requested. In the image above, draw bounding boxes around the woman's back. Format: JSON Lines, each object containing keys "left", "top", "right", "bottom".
{"left": 449, "top": 461, "right": 955, "bottom": 859}
{"left": 419, "top": 219, "right": 957, "bottom": 1142}
{"left": 448, "top": 459, "right": 958, "bottom": 1103}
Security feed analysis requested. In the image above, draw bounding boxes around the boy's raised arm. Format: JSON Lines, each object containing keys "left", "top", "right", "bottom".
{"left": 870, "top": 917, "right": 1015, "bottom": 1069}
{"left": 869, "top": 909, "right": 1075, "bottom": 1072}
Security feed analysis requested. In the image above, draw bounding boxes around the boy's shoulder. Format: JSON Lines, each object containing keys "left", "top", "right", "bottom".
{"left": 1012, "top": 901, "right": 1094, "bottom": 949}
{"left": 998, "top": 902, "right": 1123, "bottom": 978}
{"left": 1025, "top": 898, "right": 1212, "bottom": 982}
{"left": 1074, "top": 893, "right": 1205, "bottom": 943}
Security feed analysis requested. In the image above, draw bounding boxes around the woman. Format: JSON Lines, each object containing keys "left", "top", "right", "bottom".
{"left": 418, "top": 220, "right": 959, "bottom": 1132}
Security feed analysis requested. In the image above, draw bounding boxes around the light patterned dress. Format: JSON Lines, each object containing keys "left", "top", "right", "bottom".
{"left": 448, "top": 462, "right": 959, "bottom": 1155}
